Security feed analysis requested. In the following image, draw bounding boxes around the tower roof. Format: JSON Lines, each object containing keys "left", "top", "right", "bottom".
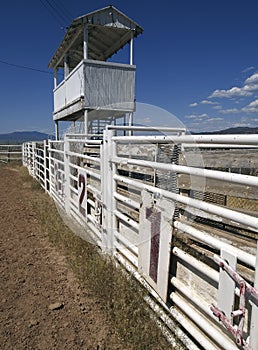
{"left": 48, "top": 5, "right": 143, "bottom": 69}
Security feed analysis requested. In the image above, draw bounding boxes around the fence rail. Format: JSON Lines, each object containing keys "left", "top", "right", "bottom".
{"left": 23, "top": 127, "right": 258, "bottom": 350}
{"left": 0, "top": 144, "right": 22, "bottom": 163}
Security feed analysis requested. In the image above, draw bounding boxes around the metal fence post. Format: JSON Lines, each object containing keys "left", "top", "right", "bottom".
{"left": 7, "top": 146, "right": 10, "bottom": 163}
{"left": 34, "top": 143, "right": 38, "bottom": 180}
{"left": 22, "top": 143, "right": 25, "bottom": 166}
{"left": 46, "top": 140, "right": 50, "bottom": 193}
{"left": 43, "top": 140, "right": 47, "bottom": 192}
{"left": 63, "top": 136, "right": 71, "bottom": 215}
{"left": 24, "top": 143, "right": 28, "bottom": 168}
{"left": 48, "top": 142, "right": 54, "bottom": 197}
{"left": 32, "top": 142, "right": 36, "bottom": 178}
{"left": 25, "top": 143, "right": 29, "bottom": 167}
{"left": 24, "top": 143, "right": 27, "bottom": 166}
{"left": 101, "top": 129, "right": 115, "bottom": 254}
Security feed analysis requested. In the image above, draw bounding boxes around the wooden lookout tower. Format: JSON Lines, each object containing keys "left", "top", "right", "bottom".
{"left": 48, "top": 5, "right": 143, "bottom": 139}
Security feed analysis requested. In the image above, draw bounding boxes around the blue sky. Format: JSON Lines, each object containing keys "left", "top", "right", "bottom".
{"left": 1, "top": 0, "right": 258, "bottom": 134}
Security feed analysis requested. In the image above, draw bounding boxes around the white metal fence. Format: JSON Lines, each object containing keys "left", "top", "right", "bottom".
{"left": 23, "top": 126, "right": 258, "bottom": 350}
{"left": 0, "top": 144, "right": 22, "bottom": 163}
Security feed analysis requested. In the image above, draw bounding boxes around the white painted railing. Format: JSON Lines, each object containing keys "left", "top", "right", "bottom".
{"left": 23, "top": 126, "right": 258, "bottom": 350}
{"left": 53, "top": 61, "right": 84, "bottom": 114}
{"left": 0, "top": 144, "right": 22, "bottom": 163}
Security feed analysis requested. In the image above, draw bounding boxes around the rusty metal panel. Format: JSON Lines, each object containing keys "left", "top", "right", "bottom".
{"left": 138, "top": 190, "right": 175, "bottom": 301}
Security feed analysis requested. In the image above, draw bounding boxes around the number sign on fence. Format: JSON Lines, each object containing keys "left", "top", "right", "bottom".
{"left": 139, "top": 190, "right": 174, "bottom": 301}
{"left": 78, "top": 169, "right": 87, "bottom": 217}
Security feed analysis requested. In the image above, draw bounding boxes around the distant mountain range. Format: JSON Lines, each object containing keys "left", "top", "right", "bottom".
{"left": 0, "top": 131, "right": 54, "bottom": 144}
{"left": 0, "top": 126, "right": 257, "bottom": 144}
{"left": 193, "top": 126, "right": 258, "bottom": 135}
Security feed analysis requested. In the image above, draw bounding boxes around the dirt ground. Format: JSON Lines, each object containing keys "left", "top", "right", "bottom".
{"left": 0, "top": 166, "right": 130, "bottom": 350}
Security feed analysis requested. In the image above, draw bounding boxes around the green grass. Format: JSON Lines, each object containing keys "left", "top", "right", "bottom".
{"left": 18, "top": 165, "right": 178, "bottom": 350}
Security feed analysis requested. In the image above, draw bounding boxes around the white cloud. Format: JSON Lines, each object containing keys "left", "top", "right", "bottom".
{"left": 212, "top": 105, "right": 222, "bottom": 110}
{"left": 186, "top": 71, "right": 258, "bottom": 131}
{"left": 248, "top": 99, "right": 258, "bottom": 107}
{"left": 209, "top": 86, "right": 252, "bottom": 98}
{"left": 137, "top": 117, "right": 152, "bottom": 123}
{"left": 185, "top": 113, "right": 209, "bottom": 120}
{"left": 242, "top": 107, "right": 258, "bottom": 113}
{"left": 189, "top": 100, "right": 220, "bottom": 108}
{"left": 200, "top": 100, "right": 218, "bottom": 105}
{"left": 233, "top": 122, "right": 251, "bottom": 127}
{"left": 245, "top": 72, "right": 258, "bottom": 84}
{"left": 242, "top": 99, "right": 258, "bottom": 113}
{"left": 208, "top": 71, "right": 258, "bottom": 100}
{"left": 207, "top": 117, "right": 224, "bottom": 122}
{"left": 243, "top": 83, "right": 258, "bottom": 92}
{"left": 242, "top": 66, "right": 255, "bottom": 73}
{"left": 219, "top": 108, "right": 239, "bottom": 114}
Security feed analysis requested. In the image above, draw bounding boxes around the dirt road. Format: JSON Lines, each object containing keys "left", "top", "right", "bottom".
{"left": 0, "top": 166, "right": 129, "bottom": 350}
